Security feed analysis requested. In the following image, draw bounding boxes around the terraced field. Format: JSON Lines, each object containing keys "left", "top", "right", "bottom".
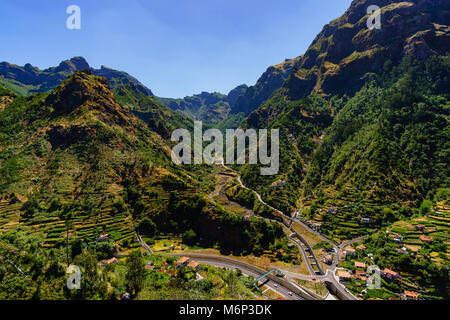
{"left": 0, "top": 200, "right": 21, "bottom": 233}
{"left": 387, "top": 201, "right": 450, "bottom": 265}
{"left": 0, "top": 181, "right": 200, "bottom": 249}
{"left": 302, "top": 186, "right": 407, "bottom": 242}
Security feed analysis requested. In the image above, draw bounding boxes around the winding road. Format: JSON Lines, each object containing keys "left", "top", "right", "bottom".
{"left": 136, "top": 164, "right": 368, "bottom": 301}
{"left": 170, "top": 253, "right": 321, "bottom": 301}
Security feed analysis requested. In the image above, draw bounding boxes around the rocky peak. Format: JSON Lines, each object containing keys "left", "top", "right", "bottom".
{"left": 55, "top": 56, "right": 90, "bottom": 73}
{"left": 226, "top": 84, "right": 248, "bottom": 107}
{"left": 283, "top": 0, "right": 450, "bottom": 100}
{"left": 45, "top": 70, "right": 133, "bottom": 127}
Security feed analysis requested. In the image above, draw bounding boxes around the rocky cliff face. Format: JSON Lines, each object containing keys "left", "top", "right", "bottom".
{"left": 231, "top": 0, "right": 450, "bottom": 118}
{"left": 230, "top": 57, "right": 301, "bottom": 116}
{"left": 157, "top": 84, "right": 249, "bottom": 124}
{"left": 284, "top": 0, "right": 450, "bottom": 100}
{"left": 0, "top": 57, "right": 154, "bottom": 97}
{"left": 236, "top": 0, "right": 450, "bottom": 214}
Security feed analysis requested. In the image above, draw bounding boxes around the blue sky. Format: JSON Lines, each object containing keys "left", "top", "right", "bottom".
{"left": 0, "top": 0, "right": 352, "bottom": 98}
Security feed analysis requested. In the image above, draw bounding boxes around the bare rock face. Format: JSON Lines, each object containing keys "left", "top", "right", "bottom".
{"left": 230, "top": 0, "right": 450, "bottom": 116}
{"left": 230, "top": 57, "right": 301, "bottom": 115}
{"left": 0, "top": 57, "right": 154, "bottom": 97}
{"left": 55, "top": 57, "right": 90, "bottom": 73}
{"left": 0, "top": 96, "right": 14, "bottom": 111}
{"left": 284, "top": 0, "right": 450, "bottom": 100}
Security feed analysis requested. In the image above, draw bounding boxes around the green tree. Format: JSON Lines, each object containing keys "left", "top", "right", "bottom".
{"left": 183, "top": 229, "right": 197, "bottom": 246}
{"left": 125, "top": 250, "right": 145, "bottom": 296}
{"left": 138, "top": 218, "right": 157, "bottom": 238}
{"left": 419, "top": 200, "right": 433, "bottom": 216}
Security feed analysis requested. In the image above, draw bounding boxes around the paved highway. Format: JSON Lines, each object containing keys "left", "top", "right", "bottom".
{"left": 171, "top": 253, "right": 319, "bottom": 300}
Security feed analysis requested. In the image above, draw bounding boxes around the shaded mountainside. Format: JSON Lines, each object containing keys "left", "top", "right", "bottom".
{"left": 230, "top": 0, "right": 450, "bottom": 119}
{"left": 0, "top": 71, "right": 203, "bottom": 245}
{"left": 0, "top": 71, "right": 290, "bottom": 259}
{"left": 156, "top": 84, "right": 248, "bottom": 125}
{"left": 284, "top": 0, "right": 450, "bottom": 100}
{"left": 238, "top": 0, "right": 450, "bottom": 218}
{"left": 230, "top": 57, "right": 301, "bottom": 117}
{"left": 0, "top": 56, "right": 154, "bottom": 97}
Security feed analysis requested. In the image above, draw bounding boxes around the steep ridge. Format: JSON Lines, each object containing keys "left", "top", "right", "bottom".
{"left": 157, "top": 84, "right": 248, "bottom": 125}
{"left": 230, "top": 57, "right": 301, "bottom": 117}
{"left": 0, "top": 57, "right": 154, "bottom": 97}
{"left": 0, "top": 70, "right": 202, "bottom": 245}
{"left": 238, "top": 0, "right": 450, "bottom": 218}
{"left": 231, "top": 0, "right": 450, "bottom": 119}
{"left": 283, "top": 0, "right": 450, "bottom": 99}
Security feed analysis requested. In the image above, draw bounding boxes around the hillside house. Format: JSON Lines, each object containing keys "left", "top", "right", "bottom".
{"left": 177, "top": 256, "right": 191, "bottom": 267}
{"left": 356, "top": 245, "right": 367, "bottom": 251}
{"left": 187, "top": 261, "right": 201, "bottom": 271}
{"left": 404, "top": 291, "right": 420, "bottom": 300}
{"left": 97, "top": 233, "right": 109, "bottom": 241}
{"left": 354, "top": 261, "right": 366, "bottom": 269}
{"left": 353, "top": 270, "right": 368, "bottom": 281}
{"left": 391, "top": 234, "right": 403, "bottom": 243}
{"left": 419, "top": 235, "right": 433, "bottom": 243}
{"left": 344, "top": 246, "right": 356, "bottom": 257}
{"left": 361, "top": 218, "right": 372, "bottom": 224}
{"left": 99, "top": 257, "right": 118, "bottom": 266}
{"left": 382, "top": 268, "right": 400, "bottom": 281}
{"left": 337, "top": 270, "right": 352, "bottom": 281}
{"left": 271, "top": 180, "right": 287, "bottom": 189}
{"left": 308, "top": 221, "right": 322, "bottom": 231}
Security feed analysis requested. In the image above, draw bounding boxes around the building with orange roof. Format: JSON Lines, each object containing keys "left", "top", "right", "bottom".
{"left": 177, "top": 256, "right": 191, "bottom": 267}
{"left": 97, "top": 233, "right": 109, "bottom": 241}
{"left": 382, "top": 268, "right": 400, "bottom": 281}
{"left": 187, "top": 261, "right": 201, "bottom": 271}
{"left": 99, "top": 257, "right": 118, "bottom": 266}
{"left": 419, "top": 235, "right": 432, "bottom": 243}
{"left": 354, "top": 261, "right": 366, "bottom": 269}
{"left": 337, "top": 270, "right": 352, "bottom": 281}
{"left": 404, "top": 291, "right": 420, "bottom": 300}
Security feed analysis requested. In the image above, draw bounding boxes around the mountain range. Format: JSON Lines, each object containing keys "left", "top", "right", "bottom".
{"left": 0, "top": 0, "right": 449, "bottom": 300}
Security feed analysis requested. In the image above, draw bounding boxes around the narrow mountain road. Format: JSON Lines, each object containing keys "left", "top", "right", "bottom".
{"left": 235, "top": 174, "right": 324, "bottom": 276}
{"left": 135, "top": 163, "right": 362, "bottom": 300}
{"left": 225, "top": 165, "right": 363, "bottom": 299}
{"left": 137, "top": 234, "right": 153, "bottom": 255}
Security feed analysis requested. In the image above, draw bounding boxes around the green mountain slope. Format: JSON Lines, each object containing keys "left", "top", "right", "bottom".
{"left": 156, "top": 84, "right": 248, "bottom": 125}
{"left": 0, "top": 71, "right": 202, "bottom": 245}
{"left": 0, "top": 57, "right": 154, "bottom": 97}
{"left": 238, "top": 0, "right": 450, "bottom": 218}
{"left": 230, "top": 57, "right": 301, "bottom": 117}
{"left": 0, "top": 71, "right": 291, "bottom": 261}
